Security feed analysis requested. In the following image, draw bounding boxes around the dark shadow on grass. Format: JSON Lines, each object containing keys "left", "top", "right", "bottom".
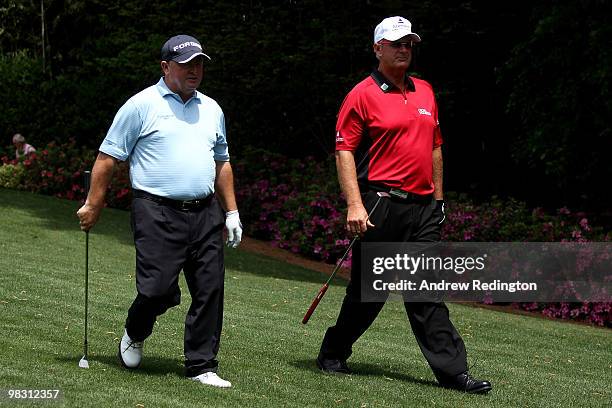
{"left": 56, "top": 354, "right": 185, "bottom": 377}
{"left": 291, "top": 358, "right": 439, "bottom": 389}
{"left": 0, "top": 189, "right": 133, "bottom": 246}
{"left": 225, "top": 248, "right": 349, "bottom": 286}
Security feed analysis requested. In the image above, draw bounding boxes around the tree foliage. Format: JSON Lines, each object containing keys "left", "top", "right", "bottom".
{"left": 500, "top": 0, "right": 611, "bottom": 205}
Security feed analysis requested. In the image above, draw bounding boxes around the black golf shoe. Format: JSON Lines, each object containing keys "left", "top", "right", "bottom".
{"left": 439, "top": 371, "right": 492, "bottom": 394}
{"left": 316, "top": 354, "right": 352, "bottom": 374}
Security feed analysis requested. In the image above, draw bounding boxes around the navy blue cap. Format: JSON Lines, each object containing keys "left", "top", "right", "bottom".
{"left": 161, "top": 34, "right": 211, "bottom": 63}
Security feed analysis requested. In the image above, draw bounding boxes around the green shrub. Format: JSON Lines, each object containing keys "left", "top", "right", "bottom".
{"left": 0, "top": 164, "right": 25, "bottom": 188}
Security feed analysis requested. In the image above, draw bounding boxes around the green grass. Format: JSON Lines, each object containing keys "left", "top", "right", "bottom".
{"left": 0, "top": 188, "right": 610, "bottom": 407}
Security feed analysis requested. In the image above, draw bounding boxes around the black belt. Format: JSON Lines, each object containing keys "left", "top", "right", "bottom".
{"left": 133, "top": 189, "right": 212, "bottom": 211}
{"left": 363, "top": 183, "right": 432, "bottom": 203}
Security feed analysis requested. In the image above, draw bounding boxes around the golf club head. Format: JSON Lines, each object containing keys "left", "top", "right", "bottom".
{"left": 78, "top": 356, "right": 89, "bottom": 369}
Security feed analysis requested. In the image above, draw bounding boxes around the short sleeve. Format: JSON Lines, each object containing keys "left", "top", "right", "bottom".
{"left": 335, "top": 90, "right": 365, "bottom": 151}
{"left": 213, "top": 110, "right": 230, "bottom": 161}
{"left": 99, "top": 99, "right": 143, "bottom": 161}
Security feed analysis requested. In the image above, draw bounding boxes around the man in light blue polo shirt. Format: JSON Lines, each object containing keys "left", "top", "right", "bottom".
{"left": 76, "top": 34, "right": 241, "bottom": 388}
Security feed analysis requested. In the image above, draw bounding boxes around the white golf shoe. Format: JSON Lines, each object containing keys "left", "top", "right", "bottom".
{"left": 189, "top": 372, "right": 232, "bottom": 388}
{"left": 118, "top": 329, "right": 143, "bottom": 369}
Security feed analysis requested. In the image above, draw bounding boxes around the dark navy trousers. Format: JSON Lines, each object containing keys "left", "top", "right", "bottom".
{"left": 125, "top": 195, "right": 225, "bottom": 377}
{"left": 319, "top": 191, "right": 468, "bottom": 379}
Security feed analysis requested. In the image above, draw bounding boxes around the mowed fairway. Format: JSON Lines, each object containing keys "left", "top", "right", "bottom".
{"left": 0, "top": 188, "right": 610, "bottom": 407}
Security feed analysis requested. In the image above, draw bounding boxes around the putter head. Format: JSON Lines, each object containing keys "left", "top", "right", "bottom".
{"left": 78, "top": 356, "right": 89, "bottom": 369}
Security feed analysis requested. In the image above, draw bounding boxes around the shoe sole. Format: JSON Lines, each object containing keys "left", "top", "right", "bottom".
{"left": 189, "top": 376, "right": 232, "bottom": 388}
{"left": 117, "top": 342, "right": 141, "bottom": 369}
{"left": 467, "top": 384, "right": 492, "bottom": 394}
{"left": 441, "top": 383, "right": 492, "bottom": 394}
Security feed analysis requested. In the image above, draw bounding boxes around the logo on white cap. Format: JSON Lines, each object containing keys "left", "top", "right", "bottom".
{"left": 374, "top": 16, "right": 422, "bottom": 44}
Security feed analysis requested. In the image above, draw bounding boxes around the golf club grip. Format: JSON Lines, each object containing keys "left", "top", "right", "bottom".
{"left": 84, "top": 170, "right": 91, "bottom": 194}
{"left": 302, "top": 283, "right": 329, "bottom": 324}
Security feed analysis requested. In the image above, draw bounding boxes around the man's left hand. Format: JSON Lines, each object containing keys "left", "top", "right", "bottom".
{"left": 225, "top": 210, "right": 242, "bottom": 248}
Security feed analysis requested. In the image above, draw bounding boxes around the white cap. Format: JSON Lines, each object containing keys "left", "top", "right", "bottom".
{"left": 374, "top": 16, "right": 421, "bottom": 44}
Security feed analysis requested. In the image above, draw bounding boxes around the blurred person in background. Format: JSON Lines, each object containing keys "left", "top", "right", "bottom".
{"left": 12, "top": 133, "right": 36, "bottom": 159}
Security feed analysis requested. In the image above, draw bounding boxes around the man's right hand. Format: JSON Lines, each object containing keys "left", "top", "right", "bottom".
{"left": 346, "top": 202, "right": 375, "bottom": 236}
{"left": 76, "top": 203, "right": 102, "bottom": 232}
{"left": 75, "top": 153, "right": 118, "bottom": 232}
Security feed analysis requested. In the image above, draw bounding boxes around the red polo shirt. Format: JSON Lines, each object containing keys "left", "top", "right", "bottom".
{"left": 335, "top": 70, "right": 443, "bottom": 195}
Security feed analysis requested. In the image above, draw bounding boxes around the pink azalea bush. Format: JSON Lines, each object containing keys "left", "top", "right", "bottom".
{"left": 441, "top": 193, "right": 610, "bottom": 326}
{"left": 1, "top": 139, "right": 131, "bottom": 207}
{"left": 233, "top": 148, "right": 349, "bottom": 262}
{"left": 442, "top": 193, "right": 608, "bottom": 242}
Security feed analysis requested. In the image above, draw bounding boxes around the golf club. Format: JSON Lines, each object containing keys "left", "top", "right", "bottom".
{"left": 79, "top": 170, "right": 91, "bottom": 369}
{"left": 302, "top": 191, "right": 389, "bottom": 324}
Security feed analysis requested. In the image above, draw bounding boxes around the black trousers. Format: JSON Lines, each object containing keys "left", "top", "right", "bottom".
{"left": 125, "top": 195, "right": 225, "bottom": 377}
{"left": 319, "top": 191, "right": 468, "bottom": 379}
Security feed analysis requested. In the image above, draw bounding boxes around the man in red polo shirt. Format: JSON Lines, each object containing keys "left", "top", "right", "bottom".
{"left": 316, "top": 16, "right": 492, "bottom": 394}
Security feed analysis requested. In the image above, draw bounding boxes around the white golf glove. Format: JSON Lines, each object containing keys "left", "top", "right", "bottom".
{"left": 436, "top": 200, "right": 446, "bottom": 224}
{"left": 225, "top": 210, "right": 242, "bottom": 248}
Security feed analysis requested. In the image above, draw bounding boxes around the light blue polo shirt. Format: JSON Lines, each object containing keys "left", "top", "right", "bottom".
{"left": 100, "top": 77, "right": 229, "bottom": 200}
